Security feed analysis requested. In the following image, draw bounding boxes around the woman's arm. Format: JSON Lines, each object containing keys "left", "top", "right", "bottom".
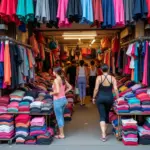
{"left": 112, "top": 77, "right": 119, "bottom": 99}
{"left": 93, "top": 76, "right": 100, "bottom": 100}
{"left": 50, "top": 80, "right": 60, "bottom": 96}
{"left": 65, "top": 80, "right": 72, "bottom": 94}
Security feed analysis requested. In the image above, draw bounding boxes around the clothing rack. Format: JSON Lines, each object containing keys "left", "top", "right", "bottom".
{"left": 121, "top": 36, "right": 150, "bottom": 46}
{"left": 0, "top": 36, "right": 32, "bottom": 48}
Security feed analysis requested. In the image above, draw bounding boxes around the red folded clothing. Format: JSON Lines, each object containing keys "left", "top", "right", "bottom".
{"left": 15, "top": 114, "right": 31, "bottom": 122}
{"left": 19, "top": 108, "right": 30, "bottom": 112}
{"left": 122, "top": 126, "right": 137, "bottom": 130}
{"left": 136, "top": 93, "right": 150, "bottom": 99}
{"left": 143, "top": 125, "right": 150, "bottom": 130}
{"left": 138, "top": 97, "right": 150, "bottom": 102}
{"left": 122, "top": 139, "right": 138, "bottom": 146}
{"left": 0, "top": 114, "right": 13, "bottom": 120}
{"left": 0, "top": 96, "right": 10, "bottom": 104}
{"left": 0, "top": 103, "right": 8, "bottom": 107}
{"left": 119, "top": 89, "right": 132, "bottom": 97}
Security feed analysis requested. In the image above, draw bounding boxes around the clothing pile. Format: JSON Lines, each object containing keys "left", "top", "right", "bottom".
{"left": 0, "top": 115, "right": 14, "bottom": 139}
{"left": 0, "top": 96, "right": 9, "bottom": 113}
{"left": 19, "top": 102, "right": 30, "bottom": 112}
{"left": 15, "top": 115, "right": 31, "bottom": 144}
{"left": 30, "top": 101, "right": 43, "bottom": 113}
{"left": 30, "top": 117, "right": 46, "bottom": 136}
{"left": 115, "top": 97, "right": 129, "bottom": 113}
{"left": 137, "top": 93, "right": 150, "bottom": 114}
{"left": 41, "top": 102, "right": 53, "bottom": 114}
{"left": 25, "top": 136, "right": 36, "bottom": 145}
{"left": 138, "top": 117, "right": 150, "bottom": 145}
{"left": 36, "top": 131, "right": 53, "bottom": 145}
{"left": 8, "top": 90, "right": 25, "bottom": 113}
{"left": 122, "top": 119, "right": 138, "bottom": 146}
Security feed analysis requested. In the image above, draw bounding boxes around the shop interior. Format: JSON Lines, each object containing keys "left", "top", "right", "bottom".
{"left": 0, "top": 0, "right": 150, "bottom": 149}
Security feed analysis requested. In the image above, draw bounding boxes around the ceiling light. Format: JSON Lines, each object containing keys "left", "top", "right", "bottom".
{"left": 91, "top": 39, "right": 95, "bottom": 44}
{"left": 64, "top": 37, "right": 95, "bottom": 40}
{"left": 63, "top": 34, "right": 97, "bottom": 37}
{"left": 89, "top": 44, "right": 91, "bottom": 47}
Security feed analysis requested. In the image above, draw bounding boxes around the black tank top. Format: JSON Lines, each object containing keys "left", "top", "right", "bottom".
{"left": 97, "top": 75, "right": 113, "bottom": 101}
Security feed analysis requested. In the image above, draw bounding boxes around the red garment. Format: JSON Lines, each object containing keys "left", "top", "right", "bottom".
{"left": 97, "top": 68, "right": 103, "bottom": 75}
{"left": 122, "top": 126, "right": 137, "bottom": 130}
{"left": 146, "top": 0, "right": 150, "bottom": 24}
{"left": 111, "top": 37, "right": 120, "bottom": 52}
{"left": 0, "top": 114, "right": 13, "bottom": 120}
{"left": 122, "top": 139, "right": 138, "bottom": 146}
{"left": 119, "top": 88, "right": 132, "bottom": 97}
{"left": 92, "top": 0, "right": 103, "bottom": 27}
{"left": 0, "top": 0, "right": 20, "bottom": 25}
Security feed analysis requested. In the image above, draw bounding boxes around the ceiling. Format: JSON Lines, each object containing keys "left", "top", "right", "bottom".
{"left": 37, "top": 23, "right": 122, "bottom": 49}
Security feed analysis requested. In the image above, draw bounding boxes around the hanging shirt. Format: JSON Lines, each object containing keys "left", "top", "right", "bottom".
{"left": 113, "top": 0, "right": 125, "bottom": 26}
{"left": 66, "top": 0, "right": 82, "bottom": 23}
{"left": 57, "top": 0, "right": 71, "bottom": 27}
{"left": 80, "top": 0, "right": 94, "bottom": 25}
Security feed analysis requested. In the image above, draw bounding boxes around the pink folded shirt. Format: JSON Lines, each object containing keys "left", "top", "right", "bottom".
{"left": 30, "top": 130, "right": 46, "bottom": 136}
{"left": 31, "top": 117, "right": 45, "bottom": 126}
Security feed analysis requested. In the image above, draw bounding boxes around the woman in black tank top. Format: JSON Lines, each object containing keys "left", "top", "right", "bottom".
{"left": 92, "top": 64, "right": 119, "bottom": 142}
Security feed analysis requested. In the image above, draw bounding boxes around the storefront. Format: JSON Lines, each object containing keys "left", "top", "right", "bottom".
{"left": 0, "top": 0, "right": 150, "bottom": 148}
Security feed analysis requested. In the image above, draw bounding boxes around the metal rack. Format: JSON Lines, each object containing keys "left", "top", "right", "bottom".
{"left": 0, "top": 36, "right": 32, "bottom": 48}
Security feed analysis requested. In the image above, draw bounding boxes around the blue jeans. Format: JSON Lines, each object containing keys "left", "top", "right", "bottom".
{"left": 53, "top": 97, "right": 67, "bottom": 128}
{"left": 78, "top": 77, "right": 86, "bottom": 99}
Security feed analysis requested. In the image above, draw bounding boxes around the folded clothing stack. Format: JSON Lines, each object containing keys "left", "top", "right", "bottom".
{"left": 122, "top": 118, "right": 138, "bottom": 146}
{"left": 25, "top": 136, "right": 36, "bottom": 145}
{"left": 127, "top": 98, "right": 141, "bottom": 113}
{"left": 9, "top": 90, "right": 25, "bottom": 103}
{"left": 19, "top": 102, "right": 30, "bottom": 112}
{"left": 30, "top": 101, "right": 43, "bottom": 113}
{"left": 66, "top": 94, "right": 75, "bottom": 103}
{"left": 0, "top": 114, "right": 14, "bottom": 139}
{"left": 138, "top": 117, "right": 150, "bottom": 145}
{"left": 22, "top": 96, "right": 34, "bottom": 104}
{"left": 41, "top": 103, "right": 53, "bottom": 114}
{"left": 64, "top": 103, "right": 74, "bottom": 121}
{"left": 15, "top": 115, "right": 31, "bottom": 144}
{"left": 115, "top": 97, "right": 129, "bottom": 113}
{"left": 8, "top": 102, "right": 19, "bottom": 112}
{"left": 0, "top": 96, "right": 9, "bottom": 113}
{"left": 30, "top": 117, "right": 46, "bottom": 136}
{"left": 137, "top": 93, "right": 150, "bottom": 114}
{"left": 36, "top": 131, "right": 53, "bottom": 145}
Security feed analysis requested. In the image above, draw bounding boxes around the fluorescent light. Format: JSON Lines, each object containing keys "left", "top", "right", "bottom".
{"left": 89, "top": 44, "right": 91, "bottom": 47}
{"left": 91, "top": 39, "right": 95, "bottom": 44}
{"left": 63, "top": 34, "right": 97, "bottom": 37}
{"left": 64, "top": 37, "right": 95, "bottom": 40}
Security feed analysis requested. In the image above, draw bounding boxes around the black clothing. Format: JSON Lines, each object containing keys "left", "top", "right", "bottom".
{"left": 67, "top": 65, "right": 76, "bottom": 87}
{"left": 66, "top": 0, "right": 82, "bottom": 23}
{"left": 96, "top": 75, "right": 113, "bottom": 123}
{"left": 89, "top": 76, "right": 96, "bottom": 97}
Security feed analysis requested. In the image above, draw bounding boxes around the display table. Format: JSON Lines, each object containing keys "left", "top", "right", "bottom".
{"left": 114, "top": 110, "right": 150, "bottom": 140}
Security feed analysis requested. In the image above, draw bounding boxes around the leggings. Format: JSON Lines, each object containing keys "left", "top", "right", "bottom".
{"left": 53, "top": 97, "right": 67, "bottom": 128}
{"left": 96, "top": 100, "right": 113, "bottom": 123}
{"left": 78, "top": 77, "right": 86, "bottom": 99}
{"left": 89, "top": 76, "right": 96, "bottom": 97}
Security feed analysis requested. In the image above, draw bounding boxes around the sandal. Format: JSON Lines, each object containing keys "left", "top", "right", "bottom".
{"left": 100, "top": 137, "right": 107, "bottom": 142}
{"left": 55, "top": 135, "right": 65, "bottom": 139}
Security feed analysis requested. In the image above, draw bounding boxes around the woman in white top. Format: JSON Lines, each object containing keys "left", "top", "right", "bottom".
{"left": 76, "top": 60, "right": 88, "bottom": 106}
{"left": 89, "top": 60, "right": 97, "bottom": 98}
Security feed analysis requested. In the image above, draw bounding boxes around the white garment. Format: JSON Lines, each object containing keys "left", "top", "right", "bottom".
{"left": 30, "top": 101, "right": 43, "bottom": 108}
{"left": 89, "top": 67, "right": 97, "bottom": 76}
{"left": 122, "top": 119, "right": 137, "bottom": 126}
{"left": 126, "top": 43, "right": 135, "bottom": 69}
{"left": 78, "top": 66, "right": 85, "bottom": 77}
{"left": 0, "top": 125, "right": 14, "bottom": 133}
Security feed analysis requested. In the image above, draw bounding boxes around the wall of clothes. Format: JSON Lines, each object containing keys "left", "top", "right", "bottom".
{"left": 1, "top": 0, "right": 150, "bottom": 28}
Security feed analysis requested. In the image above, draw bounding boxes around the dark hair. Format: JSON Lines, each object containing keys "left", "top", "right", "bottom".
{"left": 79, "top": 60, "right": 84, "bottom": 66}
{"left": 101, "top": 64, "right": 109, "bottom": 72}
{"left": 71, "top": 59, "right": 76, "bottom": 64}
{"left": 53, "top": 67, "right": 65, "bottom": 85}
{"left": 90, "top": 60, "right": 95, "bottom": 66}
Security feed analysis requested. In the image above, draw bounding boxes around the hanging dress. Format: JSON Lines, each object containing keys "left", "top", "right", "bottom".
{"left": 57, "top": 0, "right": 71, "bottom": 28}
{"left": 146, "top": 0, "right": 150, "bottom": 24}
{"left": 132, "top": 0, "right": 148, "bottom": 21}
{"left": 80, "top": 0, "right": 94, "bottom": 25}
{"left": 0, "top": 0, "right": 20, "bottom": 25}
{"left": 17, "top": 0, "right": 34, "bottom": 24}
{"left": 113, "top": 0, "right": 125, "bottom": 27}
{"left": 123, "top": 0, "right": 134, "bottom": 24}
{"left": 101, "top": 0, "right": 116, "bottom": 28}
{"left": 35, "top": 0, "right": 50, "bottom": 23}
{"left": 91, "top": 0, "right": 103, "bottom": 28}
{"left": 46, "top": 0, "right": 58, "bottom": 28}
{"left": 66, "top": 0, "right": 82, "bottom": 23}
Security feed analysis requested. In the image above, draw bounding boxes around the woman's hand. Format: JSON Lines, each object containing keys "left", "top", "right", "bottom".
{"left": 92, "top": 98, "right": 96, "bottom": 104}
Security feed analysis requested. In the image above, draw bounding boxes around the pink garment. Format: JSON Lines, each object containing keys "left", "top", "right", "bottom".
{"left": 123, "top": 134, "right": 137, "bottom": 139}
{"left": 0, "top": 42, "right": 4, "bottom": 62}
{"left": 30, "top": 130, "right": 46, "bottom": 136}
{"left": 57, "top": 0, "right": 71, "bottom": 27}
{"left": 31, "top": 117, "right": 45, "bottom": 126}
{"left": 143, "top": 125, "right": 150, "bottom": 130}
{"left": 142, "top": 41, "right": 148, "bottom": 85}
{"left": 113, "top": 0, "right": 125, "bottom": 26}
{"left": 142, "top": 105, "right": 150, "bottom": 108}
{"left": 129, "top": 104, "right": 141, "bottom": 107}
